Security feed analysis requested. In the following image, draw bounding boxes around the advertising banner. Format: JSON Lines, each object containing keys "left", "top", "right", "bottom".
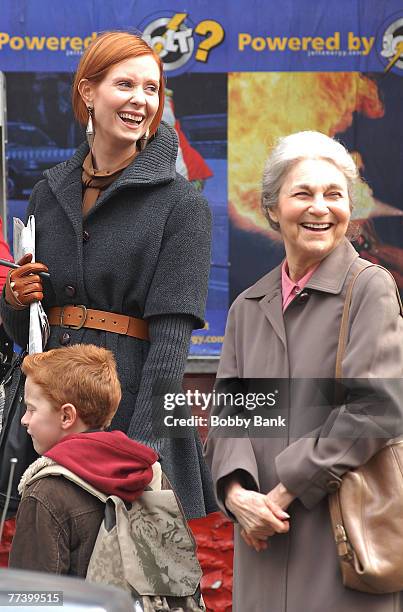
{"left": 1, "top": 1, "right": 402, "bottom": 74}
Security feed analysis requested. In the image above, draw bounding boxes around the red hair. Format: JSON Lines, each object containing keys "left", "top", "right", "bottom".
{"left": 22, "top": 344, "right": 122, "bottom": 429}
{"left": 72, "top": 31, "right": 165, "bottom": 136}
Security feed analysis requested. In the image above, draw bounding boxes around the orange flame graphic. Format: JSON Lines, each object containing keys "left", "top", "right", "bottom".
{"left": 229, "top": 73, "right": 387, "bottom": 236}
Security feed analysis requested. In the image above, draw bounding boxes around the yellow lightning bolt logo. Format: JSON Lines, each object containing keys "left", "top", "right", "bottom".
{"left": 384, "top": 40, "right": 403, "bottom": 72}
{"left": 153, "top": 13, "right": 187, "bottom": 55}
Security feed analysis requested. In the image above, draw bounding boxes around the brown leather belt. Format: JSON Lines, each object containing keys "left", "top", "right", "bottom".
{"left": 47, "top": 306, "right": 149, "bottom": 341}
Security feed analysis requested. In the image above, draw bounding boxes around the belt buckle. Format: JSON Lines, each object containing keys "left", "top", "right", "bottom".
{"left": 59, "top": 305, "right": 87, "bottom": 330}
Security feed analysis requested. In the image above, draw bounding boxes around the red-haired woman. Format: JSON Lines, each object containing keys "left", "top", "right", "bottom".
{"left": 0, "top": 32, "right": 216, "bottom": 519}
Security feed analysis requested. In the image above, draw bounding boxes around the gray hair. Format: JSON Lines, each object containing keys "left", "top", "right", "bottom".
{"left": 261, "top": 131, "right": 359, "bottom": 232}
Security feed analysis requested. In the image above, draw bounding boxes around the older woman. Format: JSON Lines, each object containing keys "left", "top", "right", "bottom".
{"left": 205, "top": 131, "right": 403, "bottom": 611}
{"left": 0, "top": 31, "right": 216, "bottom": 520}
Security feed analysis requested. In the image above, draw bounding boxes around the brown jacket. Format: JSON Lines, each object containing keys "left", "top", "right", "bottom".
{"left": 9, "top": 476, "right": 104, "bottom": 576}
{"left": 205, "top": 239, "right": 403, "bottom": 612}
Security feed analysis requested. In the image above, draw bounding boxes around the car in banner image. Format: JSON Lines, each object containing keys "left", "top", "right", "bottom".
{"left": 6, "top": 122, "right": 76, "bottom": 198}
{"left": 179, "top": 113, "right": 226, "bottom": 160}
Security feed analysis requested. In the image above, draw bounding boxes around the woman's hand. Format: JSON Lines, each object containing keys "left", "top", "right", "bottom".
{"left": 5, "top": 254, "right": 49, "bottom": 310}
{"left": 240, "top": 529, "right": 269, "bottom": 552}
{"left": 225, "top": 481, "right": 290, "bottom": 549}
{"left": 266, "top": 482, "right": 296, "bottom": 511}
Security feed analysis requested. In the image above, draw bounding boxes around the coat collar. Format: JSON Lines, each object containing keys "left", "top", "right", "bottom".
{"left": 243, "top": 263, "right": 286, "bottom": 345}
{"left": 244, "top": 238, "right": 359, "bottom": 301}
{"left": 242, "top": 239, "right": 359, "bottom": 349}
{"left": 304, "top": 239, "right": 359, "bottom": 293}
{"left": 44, "top": 120, "right": 178, "bottom": 195}
{"left": 18, "top": 456, "right": 56, "bottom": 496}
{"left": 43, "top": 121, "right": 178, "bottom": 234}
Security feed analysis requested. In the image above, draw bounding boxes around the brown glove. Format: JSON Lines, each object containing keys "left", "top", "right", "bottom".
{"left": 5, "top": 253, "right": 49, "bottom": 310}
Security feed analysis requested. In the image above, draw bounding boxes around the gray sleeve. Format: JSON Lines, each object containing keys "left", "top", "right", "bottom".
{"left": 127, "top": 313, "right": 194, "bottom": 450}
{"left": 143, "top": 193, "right": 212, "bottom": 329}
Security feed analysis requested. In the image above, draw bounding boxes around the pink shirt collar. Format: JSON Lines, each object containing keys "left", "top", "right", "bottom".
{"left": 281, "top": 260, "right": 319, "bottom": 311}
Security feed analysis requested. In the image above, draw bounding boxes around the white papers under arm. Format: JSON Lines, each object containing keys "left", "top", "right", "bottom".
{"left": 12, "top": 215, "right": 49, "bottom": 354}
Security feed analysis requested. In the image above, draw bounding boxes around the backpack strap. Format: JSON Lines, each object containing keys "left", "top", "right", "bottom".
{"left": 27, "top": 461, "right": 163, "bottom": 502}
{"left": 335, "top": 263, "right": 403, "bottom": 380}
{"left": 27, "top": 465, "right": 108, "bottom": 503}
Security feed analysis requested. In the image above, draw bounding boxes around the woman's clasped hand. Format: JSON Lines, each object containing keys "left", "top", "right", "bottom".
{"left": 225, "top": 480, "right": 293, "bottom": 552}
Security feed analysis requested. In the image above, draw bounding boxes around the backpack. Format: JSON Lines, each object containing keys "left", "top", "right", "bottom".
{"left": 27, "top": 463, "right": 205, "bottom": 612}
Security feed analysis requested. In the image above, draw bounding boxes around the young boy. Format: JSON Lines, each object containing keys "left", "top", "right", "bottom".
{"left": 9, "top": 344, "right": 158, "bottom": 576}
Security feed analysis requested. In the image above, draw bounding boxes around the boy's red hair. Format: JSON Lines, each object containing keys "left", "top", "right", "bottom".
{"left": 22, "top": 344, "right": 122, "bottom": 429}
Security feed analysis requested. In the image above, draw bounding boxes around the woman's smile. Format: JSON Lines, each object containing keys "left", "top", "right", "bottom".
{"left": 117, "top": 111, "right": 145, "bottom": 128}
{"left": 268, "top": 158, "right": 351, "bottom": 279}
{"left": 300, "top": 222, "right": 334, "bottom": 232}
{"left": 88, "top": 54, "right": 160, "bottom": 155}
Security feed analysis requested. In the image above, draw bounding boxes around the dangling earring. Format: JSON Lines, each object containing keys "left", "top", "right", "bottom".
{"left": 138, "top": 128, "right": 149, "bottom": 152}
{"left": 86, "top": 106, "right": 95, "bottom": 148}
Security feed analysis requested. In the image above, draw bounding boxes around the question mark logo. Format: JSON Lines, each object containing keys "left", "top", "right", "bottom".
{"left": 195, "top": 20, "right": 225, "bottom": 62}
{"left": 379, "top": 16, "right": 403, "bottom": 72}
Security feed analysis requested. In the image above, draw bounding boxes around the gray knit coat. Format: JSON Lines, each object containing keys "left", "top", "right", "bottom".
{"left": 0, "top": 121, "right": 217, "bottom": 518}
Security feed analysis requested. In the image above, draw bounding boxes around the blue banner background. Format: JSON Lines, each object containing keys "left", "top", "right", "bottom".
{"left": 0, "top": 0, "right": 402, "bottom": 74}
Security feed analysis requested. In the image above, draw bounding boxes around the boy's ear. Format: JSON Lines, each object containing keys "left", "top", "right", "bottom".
{"left": 60, "top": 403, "right": 78, "bottom": 429}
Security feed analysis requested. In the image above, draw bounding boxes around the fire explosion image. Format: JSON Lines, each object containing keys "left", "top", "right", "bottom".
{"left": 228, "top": 72, "right": 403, "bottom": 287}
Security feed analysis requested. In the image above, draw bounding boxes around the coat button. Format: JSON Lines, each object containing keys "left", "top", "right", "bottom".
{"left": 64, "top": 285, "right": 76, "bottom": 297}
{"left": 326, "top": 479, "right": 340, "bottom": 493}
{"left": 59, "top": 332, "right": 71, "bottom": 346}
{"left": 83, "top": 230, "right": 90, "bottom": 242}
{"left": 296, "top": 291, "right": 310, "bottom": 304}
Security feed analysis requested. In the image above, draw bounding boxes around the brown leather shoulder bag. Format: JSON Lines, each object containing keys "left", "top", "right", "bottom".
{"left": 329, "top": 263, "right": 403, "bottom": 594}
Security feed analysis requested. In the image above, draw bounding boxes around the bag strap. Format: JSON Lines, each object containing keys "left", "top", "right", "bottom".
{"left": 335, "top": 263, "right": 403, "bottom": 380}
{"left": 328, "top": 490, "right": 353, "bottom": 560}
{"left": 330, "top": 263, "right": 403, "bottom": 582}
{"left": 27, "top": 465, "right": 108, "bottom": 503}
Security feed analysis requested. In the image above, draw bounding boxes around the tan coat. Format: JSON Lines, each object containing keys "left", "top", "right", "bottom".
{"left": 205, "top": 239, "right": 403, "bottom": 612}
